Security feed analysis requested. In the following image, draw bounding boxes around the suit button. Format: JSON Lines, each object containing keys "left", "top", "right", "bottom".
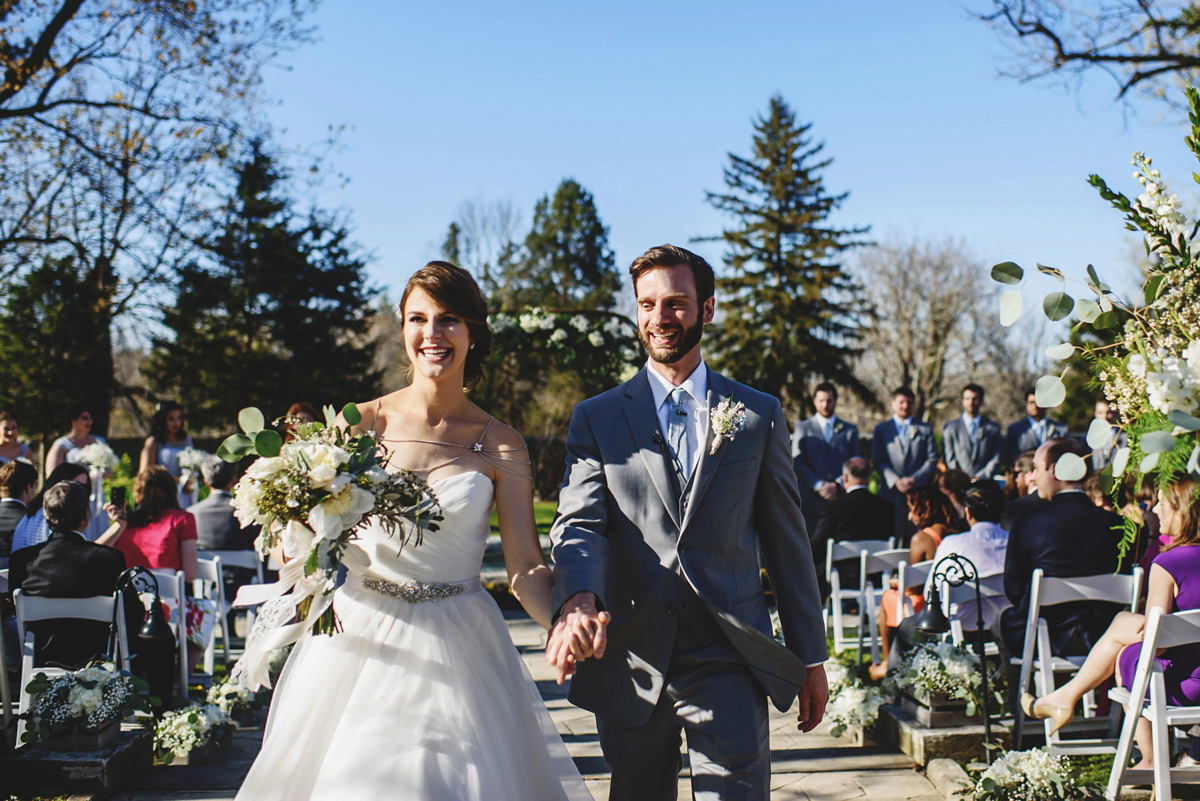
{"left": 666, "top": 605, "right": 676, "bottom": 615}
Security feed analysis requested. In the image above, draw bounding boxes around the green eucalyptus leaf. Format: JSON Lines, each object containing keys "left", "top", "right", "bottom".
{"left": 999, "top": 290, "right": 1022, "bottom": 326}
{"left": 254, "top": 429, "right": 283, "bottom": 457}
{"left": 1141, "top": 430, "right": 1177, "bottom": 454}
{"left": 1076, "top": 297, "right": 1102, "bottom": 324}
{"left": 991, "top": 261, "right": 1023, "bottom": 285}
{"left": 1045, "top": 342, "right": 1075, "bottom": 361}
{"left": 217, "top": 434, "right": 254, "bottom": 462}
{"left": 1034, "top": 375, "right": 1066, "bottom": 408}
{"left": 1036, "top": 263, "right": 1064, "bottom": 279}
{"left": 1086, "top": 417, "right": 1116, "bottom": 448}
{"left": 238, "top": 407, "right": 265, "bottom": 435}
{"left": 1094, "top": 310, "right": 1120, "bottom": 330}
{"left": 342, "top": 402, "right": 362, "bottom": 426}
{"left": 1054, "top": 453, "right": 1087, "bottom": 481}
{"left": 1112, "top": 447, "right": 1131, "bottom": 478}
{"left": 1140, "top": 451, "right": 1162, "bottom": 473}
{"left": 1167, "top": 410, "right": 1200, "bottom": 431}
{"left": 1042, "top": 291, "right": 1074, "bottom": 321}
{"left": 1187, "top": 445, "right": 1200, "bottom": 480}
{"left": 1099, "top": 472, "right": 1115, "bottom": 494}
{"left": 1086, "top": 263, "right": 1109, "bottom": 292}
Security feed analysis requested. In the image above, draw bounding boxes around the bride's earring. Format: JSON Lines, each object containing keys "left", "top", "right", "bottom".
{"left": 469, "top": 343, "right": 476, "bottom": 350}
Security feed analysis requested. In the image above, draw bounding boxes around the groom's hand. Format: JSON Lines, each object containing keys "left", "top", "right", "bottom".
{"left": 795, "top": 663, "right": 829, "bottom": 733}
{"left": 546, "top": 592, "right": 610, "bottom": 685}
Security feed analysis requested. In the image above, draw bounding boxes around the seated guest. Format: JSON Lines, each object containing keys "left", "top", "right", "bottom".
{"left": 7, "top": 482, "right": 173, "bottom": 703}
{"left": 191, "top": 455, "right": 259, "bottom": 601}
{"left": 113, "top": 466, "right": 197, "bottom": 582}
{"left": 1023, "top": 474, "right": 1200, "bottom": 772}
{"left": 0, "top": 459, "right": 38, "bottom": 565}
{"left": 11, "top": 463, "right": 119, "bottom": 553}
{"left": 999, "top": 450, "right": 1047, "bottom": 531}
{"left": 925, "top": 480, "right": 1010, "bottom": 631}
{"left": 998, "top": 438, "right": 1128, "bottom": 662}
{"left": 933, "top": 467, "right": 972, "bottom": 528}
{"left": 869, "top": 486, "right": 959, "bottom": 679}
{"left": 812, "top": 456, "right": 895, "bottom": 601}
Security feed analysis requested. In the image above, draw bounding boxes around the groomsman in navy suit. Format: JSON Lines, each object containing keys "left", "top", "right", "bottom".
{"left": 792, "top": 382, "right": 860, "bottom": 532}
{"left": 1004, "top": 389, "right": 1069, "bottom": 468}
{"left": 871, "top": 386, "right": 938, "bottom": 539}
{"left": 1088, "top": 398, "right": 1127, "bottom": 472}
{"left": 942, "top": 383, "right": 1003, "bottom": 480}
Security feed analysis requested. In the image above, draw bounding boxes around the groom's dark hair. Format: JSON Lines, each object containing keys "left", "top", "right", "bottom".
{"left": 629, "top": 244, "right": 715, "bottom": 302}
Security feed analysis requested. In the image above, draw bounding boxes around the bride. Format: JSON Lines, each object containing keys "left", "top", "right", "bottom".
{"left": 236, "top": 262, "right": 593, "bottom": 800}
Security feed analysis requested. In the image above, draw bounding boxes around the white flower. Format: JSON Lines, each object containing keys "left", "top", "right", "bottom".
{"left": 308, "top": 484, "right": 376, "bottom": 539}
{"left": 363, "top": 465, "right": 390, "bottom": 485}
{"left": 281, "top": 520, "right": 316, "bottom": 559}
{"left": 231, "top": 479, "right": 267, "bottom": 527}
{"left": 570, "top": 315, "right": 590, "bottom": 332}
{"left": 709, "top": 399, "right": 748, "bottom": 454}
{"left": 75, "top": 442, "right": 118, "bottom": 471}
{"left": 588, "top": 330, "right": 605, "bottom": 347}
{"left": 246, "top": 456, "right": 286, "bottom": 481}
{"left": 549, "top": 328, "right": 568, "bottom": 343}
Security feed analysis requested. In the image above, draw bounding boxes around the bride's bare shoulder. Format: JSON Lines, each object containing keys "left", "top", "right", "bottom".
{"left": 480, "top": 416, "right": 528, "bottom": 453}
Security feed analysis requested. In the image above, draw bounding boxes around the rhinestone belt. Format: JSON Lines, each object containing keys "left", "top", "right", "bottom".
{"left": 360, "top": 576, "right": 468, "bottom": 603}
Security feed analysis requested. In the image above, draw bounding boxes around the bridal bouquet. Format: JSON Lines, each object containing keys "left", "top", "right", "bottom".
{"left": 992, "top": 86, "right": 1200, "bottom": 552}
{"left": 75, "top": 442, "right": 118, "bottom": 472}
{"left": 217, "top": 404, "right": 441, "bottom": 642}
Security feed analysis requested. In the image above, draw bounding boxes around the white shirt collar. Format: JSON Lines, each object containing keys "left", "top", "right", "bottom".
{"left": 962, "top": 413, "right": 979, "bottom": 425}
{"left": 816, "top": 412, "right": 835, "bottom": 424}
{"left": 1028, "top": 415, "right": 1045, "bottom": 427}
{"left": 646, "top": 358, "right": 708, "bottom": 412}
{"left": 893, "top": 415, "right": 911, "bottom": 428}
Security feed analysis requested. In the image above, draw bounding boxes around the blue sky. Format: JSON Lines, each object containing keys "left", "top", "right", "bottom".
{"left": 262, "top": 1, "right": 1197, "bottom": 304}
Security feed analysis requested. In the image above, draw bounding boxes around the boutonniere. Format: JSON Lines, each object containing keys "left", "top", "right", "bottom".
{"left": 908, "top": 426, "right": 917, "bottom": 440}
{"left": 833, "top": 421, "right": 844, "bottom": 435}
{"left": 710, "top": 398, "right": 748, "bottom": 454}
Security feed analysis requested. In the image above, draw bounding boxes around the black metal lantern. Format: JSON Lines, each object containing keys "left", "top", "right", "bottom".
{"left": 916, "top": 553, "right": 993, "bottom": 762}
{"left": 116, "top": 566, "right": 175, "bottom": 642}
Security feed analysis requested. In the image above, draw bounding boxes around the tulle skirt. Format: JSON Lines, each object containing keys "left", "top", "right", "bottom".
{"left": 236, "top": 579, "right": 590, "bottom": 801}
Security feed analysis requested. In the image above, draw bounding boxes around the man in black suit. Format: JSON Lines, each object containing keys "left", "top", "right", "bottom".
{"left": 811, "top": 457, "right": 895, "bottom": 601}
{"left": 0, "top": 459, "right": 37, "bottom": 566}
{"left": 998, "top": 438, "right": 1128, "bottom": 661}
{"left": 999, "top": 449, "right": 1048, "bottom": 531}
{"left": 9, "top": 481, "right": 174, "bottom": 701}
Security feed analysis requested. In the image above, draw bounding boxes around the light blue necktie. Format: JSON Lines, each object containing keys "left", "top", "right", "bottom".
{"left": 967, "top": 419, "right": 978, "bottom": 441}
{"left": 668, "top": 387, "right": 691, "bottom": 481}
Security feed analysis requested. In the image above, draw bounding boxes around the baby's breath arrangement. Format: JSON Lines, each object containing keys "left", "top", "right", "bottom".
{"left": 206, "top": 673, "right": 269, "bottom": 718}
{"left": 824, "top": 653, "right": 888, "bottom": 738}
{"left": 74, "top": 441, "right": 118, "bottom": 472}
{"left": 991, "top": 87, "right": 1200, "bottom": 554}
{"left": 176, "top": 446, "right": 211, "bottom": 474}
{"left": 154, "top": 702, "right": 235, "bottom": 764}
{"left": 972, "top": 747, "right": 1099, "bottom": 801}
{"left": 19, "top": 662, "right": 150, "bottom": 744}
{"left": 890, "top": 640, "right": 1004, "bottom": 718}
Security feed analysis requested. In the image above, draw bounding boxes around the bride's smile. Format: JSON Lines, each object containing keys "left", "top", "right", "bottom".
{"left": 402, "top": 287, "right": 472, "bottom": 380}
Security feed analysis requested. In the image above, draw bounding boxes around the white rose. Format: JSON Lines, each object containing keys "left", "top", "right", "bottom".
{"left": 550, "top": 328, "right": 568, "bottom": 343}
{"left": 246, "top": 457, "right": 286, "bottom": 481}
{"left": 281, "top": 520, "right": 316, "bottom": 559}
{"left": 308, "top": 464, "right": 337, "bottom": 489}
{"left": 588, "top": 330, "right": 605, "bottom": 347}
{"left": 363, "top": 466, "right": 389, "bottom": 485}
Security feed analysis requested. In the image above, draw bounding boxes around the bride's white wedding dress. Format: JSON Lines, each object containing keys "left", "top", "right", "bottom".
{"left": 236, "top": 471, "right": 590, "bottom": 800}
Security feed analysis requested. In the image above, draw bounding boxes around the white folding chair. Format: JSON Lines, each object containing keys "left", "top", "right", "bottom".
{"left": 858, "top": 548, "right": 911, "bottom": 662}
{"left": 1014, "top": 567, "right": 1144, "bottom": 753}
{"left": 947, "top": 574, "right": 1008, "bottom": 657}
{"left": 826, "top": 538, "right": 895, "bottom": 655}
{"left": 193, "top": 556, "right": 227, "bottom": 672}
{"left": 13, "top": 590, "right": 130, "bottom": 746}
{"left": 199, "top": 549, "right": 264, "bottom": 636}
{"left": 0, "top": 568, "right": 8, "bottom": 593}
{"left": 149, "top": 569, "right": 190, "bottom": 701}
{"left": 1106, "top": 607, "right": 1200, "bottom": 801}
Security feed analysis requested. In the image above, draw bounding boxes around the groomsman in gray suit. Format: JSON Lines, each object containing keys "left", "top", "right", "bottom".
{"left": 547, "top": 244, "right": 828, "bottom": 801}
{"left": 871, "top": 386, "right": 938, "bottom": 538}
{"left": 1004, "top": 389, "right": 1069, "bottom": 468}
{"left": 792, "top": 381, "right": 860, "bottom": 532}
{"left": 942, "top": 383, "right": 1003, "bottom": 480}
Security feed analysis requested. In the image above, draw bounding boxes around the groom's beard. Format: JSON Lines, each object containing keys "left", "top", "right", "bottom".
{"left": 639, "top": 317, "right": 704, "bottom": 365}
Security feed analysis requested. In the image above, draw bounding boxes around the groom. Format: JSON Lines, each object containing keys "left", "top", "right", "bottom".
{"left": 547, "top": 244, "right": 828, "bottom": 800}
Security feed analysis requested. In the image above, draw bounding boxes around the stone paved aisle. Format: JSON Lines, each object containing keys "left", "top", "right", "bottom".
{"left": 104, "top": 613, "right": 942, "bottom": 801}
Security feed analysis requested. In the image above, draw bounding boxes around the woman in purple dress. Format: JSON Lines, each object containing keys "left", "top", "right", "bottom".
{"left": 1023, "top": 474, "right": 1200, "bottom": 770}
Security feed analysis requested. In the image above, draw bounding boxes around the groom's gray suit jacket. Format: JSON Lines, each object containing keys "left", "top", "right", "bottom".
{"left": 550, "top": 367, "right": 827, "bottom": 728}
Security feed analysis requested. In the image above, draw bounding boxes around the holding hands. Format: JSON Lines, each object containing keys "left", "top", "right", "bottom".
{"left": 546, "top": 591, "right": 610, "bottom": 685}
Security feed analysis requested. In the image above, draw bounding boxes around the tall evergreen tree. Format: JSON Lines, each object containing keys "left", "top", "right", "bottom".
{"left": 490, "top": 179, "right": 618, "bottom": 311}
{"left": 144, "top": 144, "right": 380, "bottom": 433}
{"left": 704, "top": 95, "right": 871, "bottom": 417}
{"left": 0, "top": 256, "right": 110, "bottom": 453}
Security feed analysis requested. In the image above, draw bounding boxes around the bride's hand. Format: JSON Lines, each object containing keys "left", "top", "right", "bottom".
{"left": 546, "top": 592, "right": 610, "bottom": 685}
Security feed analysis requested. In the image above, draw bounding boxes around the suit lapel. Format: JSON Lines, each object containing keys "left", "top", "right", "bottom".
{"left": 623, "top": 370, "right": 682, "bottom": 531}
{"left": 681, "top": 368, "right": 732, "bottom": 532}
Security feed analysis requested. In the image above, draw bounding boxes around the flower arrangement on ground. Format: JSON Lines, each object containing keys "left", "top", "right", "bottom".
{"left": 824, "top": 654, "right": 888, "bottom": 738}
{"left": 991, "top": 86, "right": 1200, "bottom": 552}
{"left": 217, "top": 404, "right": 441, "bottom": 640}
{"left": 154, "top": 702, "right": 235, "bottom": 764}
{"left": 890, "top": 640, "right": 1004, "bottom": 718}
{"left": 74, "top": 441, "right": 118, "bottom": 472}
{"left": 19, "top": 662, "right": 150, "bottom": 744}
{"left": 206, "top": 672, "right": 270, "bottom": 718}
{"left": 971, "top": 747, "right": 1098, "bottom": 801}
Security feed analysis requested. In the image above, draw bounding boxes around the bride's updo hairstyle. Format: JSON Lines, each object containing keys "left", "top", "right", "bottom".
{"left": 399, "top": 261, "right": 493, "bottom": 388}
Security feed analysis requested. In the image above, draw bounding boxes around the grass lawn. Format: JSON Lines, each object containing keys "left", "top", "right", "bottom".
{"left": 489, "top": 500, "right": 557, "bottom": 537}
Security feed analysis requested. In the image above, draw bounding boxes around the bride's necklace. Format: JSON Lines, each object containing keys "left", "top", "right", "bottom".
{"left": 368, "top": 404, "right": 532, "bottom": 479}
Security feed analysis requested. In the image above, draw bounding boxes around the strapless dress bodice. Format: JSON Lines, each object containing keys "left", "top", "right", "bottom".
{"left": 353, "top": 470, "right": 494, "bottom": 586}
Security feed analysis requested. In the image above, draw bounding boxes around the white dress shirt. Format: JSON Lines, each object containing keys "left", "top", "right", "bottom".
{"left": 924, "top": 520, "right": 1010, "bottom": 629}
{"left": 646, "top": 359, "right": 708, "bottom": 478}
